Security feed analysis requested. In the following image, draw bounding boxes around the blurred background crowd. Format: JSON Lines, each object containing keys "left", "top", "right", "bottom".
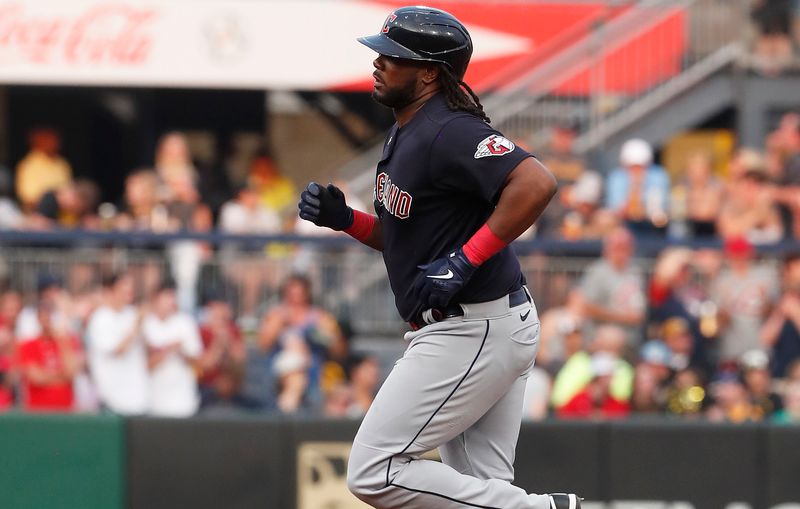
{"left": 748, "top": 0, "right": 800, "bottom": 75}
{"left": 0, "top": 114, "right": 799, "bottom": 425}
{"left": 4, "top": 109, "right": 800, "bottom": 244}
{"left": 0, "top": 0, "right": 799, "bottom": 425}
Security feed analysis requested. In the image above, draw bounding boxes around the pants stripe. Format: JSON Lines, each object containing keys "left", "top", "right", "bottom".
{"left": 383, "top": 320, "right": 491, "bottom": 489}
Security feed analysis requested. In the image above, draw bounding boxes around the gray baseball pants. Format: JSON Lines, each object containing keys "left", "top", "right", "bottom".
{"left": 347, "top": 287, "right": 550, "bottom": 509}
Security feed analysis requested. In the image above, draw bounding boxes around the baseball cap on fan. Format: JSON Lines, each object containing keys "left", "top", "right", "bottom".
{"left": 590, "top": 352, "right": 618, "bottom": 378}
{"left": 358, "top": 6, "right": 473, "bottom": 79}
{"left": 620, "top": 138, "right": 653, "bottom": 167}
{"left": 739, "top": 349, "right": 769, "bottom": 372}
{"left": 640, "top": 340, "right": 672, "bottom": 367}
{"left": 723, "top": 236, "right": 754, "bottom": 259}
{"left": 571, "top": 171, "right": 602, "bottom": 205}
{"left": 711, "top": 369, "right": 743, "bottom": 387}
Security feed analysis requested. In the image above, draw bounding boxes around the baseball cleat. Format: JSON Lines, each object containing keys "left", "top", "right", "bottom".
{"left": 548, "top": 493, "right": 582, "bottom": 509}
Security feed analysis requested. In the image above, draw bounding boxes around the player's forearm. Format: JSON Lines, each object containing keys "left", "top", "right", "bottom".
{"left": 352, "top": 216, "right": 384, "bottom": 251}
{"left": 298, "top": 183, "right": 384, "bottom": 250}
{"left": 486, "top": 157, "right": 557, "bottom": 242}
{"left": 456, "top": 158, "right": 555, "bottom": 269}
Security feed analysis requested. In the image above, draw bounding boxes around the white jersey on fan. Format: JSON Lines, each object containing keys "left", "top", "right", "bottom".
{"left": 86, "top": 305, "right": 149, "bottom": 415}
{"left": 142, "top": 312, "right": 202, "bottom": 417}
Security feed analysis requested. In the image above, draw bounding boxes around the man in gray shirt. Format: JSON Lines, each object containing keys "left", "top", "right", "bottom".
{"left": 711, "top": 236, "right": 778, "bottom": 364}
{"left": 579, "top": 227, "right": 646, "bottom": 350}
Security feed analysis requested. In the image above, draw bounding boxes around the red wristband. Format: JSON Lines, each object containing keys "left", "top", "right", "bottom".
{"left": 344, "top": 210, "right": 377, "bottom": 242}
{"left": 462, "top": 223, "right": 508, "bottom": 266}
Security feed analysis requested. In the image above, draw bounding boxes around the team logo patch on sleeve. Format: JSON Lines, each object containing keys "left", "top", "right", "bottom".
{"left": 474, "top": 135, "right": 515, "bottom": 159}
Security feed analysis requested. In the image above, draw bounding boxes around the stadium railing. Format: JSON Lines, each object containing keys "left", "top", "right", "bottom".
{"left": 0, "top": 229, "right": 796, "bottom": 336}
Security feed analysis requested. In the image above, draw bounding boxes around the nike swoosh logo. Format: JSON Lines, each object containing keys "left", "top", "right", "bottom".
{"left": 520, "top": 310, "right": 531, "bottom": 321}
{"left": 427, "top": 270, "right": 454, "bottom": 280}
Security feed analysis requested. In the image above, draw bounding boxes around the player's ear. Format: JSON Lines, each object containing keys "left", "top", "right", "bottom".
{"left": 421, "top": 64, "right": 439, "bottom": 85}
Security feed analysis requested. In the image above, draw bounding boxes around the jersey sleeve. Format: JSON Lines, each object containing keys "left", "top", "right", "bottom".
{"left": 429, "top": 116, "right": 532, "bottom": 204}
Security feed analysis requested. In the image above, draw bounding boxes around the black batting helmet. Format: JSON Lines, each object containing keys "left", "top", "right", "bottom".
{"left": 358, "top": 6, "right": 473, "bottom": 79}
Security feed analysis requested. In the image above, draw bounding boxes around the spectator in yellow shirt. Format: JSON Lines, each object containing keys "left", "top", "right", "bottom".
{"left": 16, "top": 127, "right": 72, "bottom": 212}
{"left": 248, "top": 151, "right": 296, "bottom": 218}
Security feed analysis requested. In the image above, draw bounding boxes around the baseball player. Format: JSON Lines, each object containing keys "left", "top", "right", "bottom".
{"left": 298, "top": 6, "right": 580, "bottom": 509}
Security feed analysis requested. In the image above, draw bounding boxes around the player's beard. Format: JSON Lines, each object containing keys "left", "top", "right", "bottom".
{"left": 372, "top": 77, "right": 419, "bottom": 109}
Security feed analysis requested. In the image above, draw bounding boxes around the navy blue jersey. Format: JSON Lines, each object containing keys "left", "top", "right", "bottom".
{"left": 373, "top": 93, "right": 531, "bottom": 321}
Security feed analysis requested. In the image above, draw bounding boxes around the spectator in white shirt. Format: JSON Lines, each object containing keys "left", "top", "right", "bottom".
{"left": 219, "top": 183, "right": 281, "bottom": 234}
{"left": 143, "top": 282, "right": 202, "bottom": 417}
{"left": 86, "top": 273, "right": 149, "bottom": 415}
{"left": 219, "top": 184, "right": 282, "bottom": 326}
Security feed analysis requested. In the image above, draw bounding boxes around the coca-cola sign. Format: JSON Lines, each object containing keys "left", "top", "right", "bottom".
{"left": 0, "top": 1, "right": 676, "bottom": 92}
{"left": 0, "top": 2, "right": 155, "bottom": 65}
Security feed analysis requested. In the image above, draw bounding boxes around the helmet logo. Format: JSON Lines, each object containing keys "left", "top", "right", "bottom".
{"left": 382, "top": 13, "right": 397, "bottom": 33}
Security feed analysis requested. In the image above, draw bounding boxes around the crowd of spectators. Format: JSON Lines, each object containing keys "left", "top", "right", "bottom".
{"left": 3, "top": 127, "right": 301, "bottom": 235}
{"left": 0, "top": 270, "right": 379, "bottom": 418}
{"left": 2, "top": 108, "right": 800, "bottom": 424}
{"left": 5, "top": 112, "right": 800, "bottom": 245}
{"left": 0, "top": 126, "right": 380, "bottom": 419}
{"left": 3, "top": 229, "right": 792, "bottom": 422}
{"left": 535, "top": 111, "right": 800, "bottom": 243}
{"left": 524, "top": 229, "right": 800, "bottom": 423}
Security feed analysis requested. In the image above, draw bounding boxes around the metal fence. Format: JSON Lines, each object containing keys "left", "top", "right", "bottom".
{"left": 2, "top": 233, "right": 792, "bottom": 337}
{"left": 484, "top": 0, "right": 749, "bottom": 153}
{"left": 0, "top": 243, "right": 399, "bottom": 334}
{"left": 0, "top": 241, "right": 625, "bottom": 337}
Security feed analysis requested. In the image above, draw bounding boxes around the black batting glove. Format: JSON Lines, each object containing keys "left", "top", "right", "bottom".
{"left": 414, "top": 248, "right": 477, "bottom": 309}
{"left": 298, "top": 182, "right": 354, "bottom": 231}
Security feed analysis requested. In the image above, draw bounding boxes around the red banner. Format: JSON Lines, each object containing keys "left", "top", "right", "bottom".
{"left": 337, "top": 1, "right": 686, "bottom": 96}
